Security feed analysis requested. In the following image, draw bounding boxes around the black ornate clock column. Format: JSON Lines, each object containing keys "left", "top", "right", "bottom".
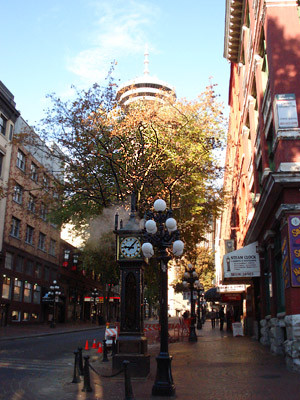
{"left": 112, "top": 193, "right": 150, "bottom": 377}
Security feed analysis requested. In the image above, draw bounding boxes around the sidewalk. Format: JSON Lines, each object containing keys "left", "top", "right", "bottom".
{"left": 59, "top": 320, "right": 300, "bottom": 400}
{"left": 1, "top": 320, "right": 300, "bottom": 399}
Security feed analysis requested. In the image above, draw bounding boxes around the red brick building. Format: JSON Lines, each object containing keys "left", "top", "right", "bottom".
{"left": 222, "top": 0, "right": 300, "bottom": 370}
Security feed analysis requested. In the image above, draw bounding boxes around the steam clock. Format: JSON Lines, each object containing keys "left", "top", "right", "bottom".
{"left": 112, "top": 194, "right": 150, "bottom": 377}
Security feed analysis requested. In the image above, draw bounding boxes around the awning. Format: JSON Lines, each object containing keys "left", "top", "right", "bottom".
{"left": 204, "top": 287, "right": 221, "bottom": 301}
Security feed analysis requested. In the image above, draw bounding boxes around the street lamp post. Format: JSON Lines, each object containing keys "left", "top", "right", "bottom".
{"left": 91, "top": 288, "right": 99, "bottom": 324}
{"left": 142, "top": 199, "right": 184, "bottom": 397}
{"left": 48, "top": 280, "right": 61, "bottom": 328}
{"left": 195, "top": 281, "right": 204, "bottom": 330}
{"left": 182, "top": 264, "right": 199, "bottom": 342}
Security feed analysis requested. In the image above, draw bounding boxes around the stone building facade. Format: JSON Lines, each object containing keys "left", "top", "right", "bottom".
{"left": 0, "top": 84, "right": 104, "bottom": 326}
{"left": 222, "top": 0, "right": 300, "bottom": 370}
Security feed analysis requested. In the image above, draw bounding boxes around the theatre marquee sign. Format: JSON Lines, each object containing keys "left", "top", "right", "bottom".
{"left": 223, "top": 242, "right": 260, "bottom": 279}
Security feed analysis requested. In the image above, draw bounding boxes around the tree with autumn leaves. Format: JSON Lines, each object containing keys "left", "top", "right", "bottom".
{"left": 21, "top": 73, "right": 226, "bottom": 298}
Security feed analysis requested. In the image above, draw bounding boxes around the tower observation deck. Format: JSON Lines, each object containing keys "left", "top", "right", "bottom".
{"left": 116, "top": 47, "right": 176, "bottom": 107}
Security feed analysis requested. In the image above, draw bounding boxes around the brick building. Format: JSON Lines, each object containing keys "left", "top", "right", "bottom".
{"left": 221, "top": 0, "right": 300, "bottom": 370}
{"left": 0, "top": 83, "right": 106, "bottom": 326}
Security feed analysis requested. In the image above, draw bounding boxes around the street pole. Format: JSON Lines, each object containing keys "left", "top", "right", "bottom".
{"left": 152, "top": 255, "right": 175, "bottom": 397}
{"left": 142, "top": 199, "right": 184, "bottom": 397}
{"left": 189, "top": 286, "right": 197, "bottom": 342}
{"left": 197, "top": 290, "right": 202, "bottom": 330}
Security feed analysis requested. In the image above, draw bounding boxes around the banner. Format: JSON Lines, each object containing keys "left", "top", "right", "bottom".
{"left": 287, "top": 215, "right": 300, "bottom": 287}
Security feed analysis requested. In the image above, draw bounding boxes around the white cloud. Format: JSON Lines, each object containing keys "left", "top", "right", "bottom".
{"left": 66, "top": 0, "right": 159, "bottom": 84}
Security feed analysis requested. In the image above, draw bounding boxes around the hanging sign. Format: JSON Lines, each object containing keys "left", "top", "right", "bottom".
{"left": 287, "top": 215, "right": 300, "bottom": 287}
{"left": 223, "top": 242, "right": 260, "bottom": 279}
{"left": 273, "top": 93, "right": 299, "bottom": 130}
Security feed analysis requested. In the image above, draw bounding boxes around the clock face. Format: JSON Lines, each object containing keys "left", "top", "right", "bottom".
{"left": 291, "top": 217, "right": 300, "bottom": 227}
{"left": 120, "top": 237, "right": 142, "bottom": 259}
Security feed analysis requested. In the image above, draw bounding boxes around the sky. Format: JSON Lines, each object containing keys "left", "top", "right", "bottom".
{"left": 0, "top": 0, "right": 230, "bottom": 127}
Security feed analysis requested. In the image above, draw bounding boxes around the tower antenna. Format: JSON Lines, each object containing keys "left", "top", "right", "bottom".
{"left": 144, "top": 44, "right": 149, "bottom": 75}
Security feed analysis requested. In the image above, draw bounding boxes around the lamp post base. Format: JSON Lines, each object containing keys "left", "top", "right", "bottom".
{"left": 189, "top": 325, "right": 198, "bottom": 342}
{"left": 152, "top": 353, "right": 175, "bottom": 397}
{"left": 197, "top": 317, "right": 202, "bottom": 330}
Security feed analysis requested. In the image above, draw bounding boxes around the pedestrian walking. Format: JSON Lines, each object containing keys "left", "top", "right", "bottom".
{"left": 219, "top": 306, "right": 225, "bottom": 331}
{"left": 211, "top": 309, "right": 216, "bottom": 328}
{"left": 226, "top": 307, "right": 232, "bottom": 331}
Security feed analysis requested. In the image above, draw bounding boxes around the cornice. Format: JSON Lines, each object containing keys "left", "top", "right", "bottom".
{"left": 224, "top": 0, "right": 244, "bottom": 63}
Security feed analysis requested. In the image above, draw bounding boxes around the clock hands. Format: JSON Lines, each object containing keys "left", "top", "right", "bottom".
{"left": 122, "top": 240, "right": 138, "bottom": 250}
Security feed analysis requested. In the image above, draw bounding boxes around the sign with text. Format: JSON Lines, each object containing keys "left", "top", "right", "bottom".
{"left": 223, "top": 242, "right": 260, "bottom": 279}
{"left": 273, "top": 93, "right": 299, "bottom": 130}
{"left": 287, "top": 215, "right": 300, "bottom": 287}
{"left": 221, "top": 293, "right": 242, "bottom": 302}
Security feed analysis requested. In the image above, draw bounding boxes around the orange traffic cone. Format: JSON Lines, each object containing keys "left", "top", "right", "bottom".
{"left": 92, "top": 339, "right": 97, "bottom": 349}
{"left": 85, "top": 340, "right": 89, "bottom": 350}
{"left": 97, "top": 342, "right": 103, "bottom": 353}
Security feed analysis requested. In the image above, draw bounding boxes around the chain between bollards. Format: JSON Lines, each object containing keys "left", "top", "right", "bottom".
{"left": 72, "top": 347, "right": 135, "bottom": 398}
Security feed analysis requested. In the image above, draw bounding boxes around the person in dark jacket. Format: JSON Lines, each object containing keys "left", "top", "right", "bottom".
{"left": 219, "top": 307, "right": 225, "bottom": 331}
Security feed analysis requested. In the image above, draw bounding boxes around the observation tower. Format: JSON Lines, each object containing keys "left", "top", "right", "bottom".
{"left": 116, "top": 47, "right": 176, "bottom": 107}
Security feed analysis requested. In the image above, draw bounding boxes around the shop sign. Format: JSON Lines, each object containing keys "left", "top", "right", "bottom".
{"left": 287, "top": 215, "right": 300, "bottom": 287}
{"left": 219, "top": 284, "right": 247, "bottom": 293}
{"left": 273, "top": 93, "right": 299, "bottom": 130}
{"left": 223, "top": 242, "right": 260, "bottom": 279}
{"left": 221, "top": 293, "right": 241, "bottom": 302}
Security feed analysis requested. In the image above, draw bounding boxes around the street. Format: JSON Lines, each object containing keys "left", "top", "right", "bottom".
{"left": 0, "top": 328, "right": 105, "bottom": 400}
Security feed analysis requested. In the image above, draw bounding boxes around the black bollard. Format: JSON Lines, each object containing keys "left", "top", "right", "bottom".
{"left": 102, "top": 339, "right": 109, "bottom": 362}
{"left": 82, "top": 356, "right": 92, "bottom": 392}
{"left": 77, "top": 347, "right": 84, "bottom": 375}
{"left": 111, "top": 335, "right": 117, "bottom": 356}
{"left": 123, "top": 360, "right": 135, "bottom": 400}
{"left": 71, "top": 350, "right": 80, "bottom": 383}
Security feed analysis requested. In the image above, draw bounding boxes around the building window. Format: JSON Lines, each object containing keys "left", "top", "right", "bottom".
{"left": 33, "top": 284, "right": 41, "bottom": 304}
{"left": 16, "top": 149, "right": 26, "bottom": 171}
{"left": 35, "top": 263, "right": 42, "bottom": 279}
{"left": 40, "top": 203, "right": 48, "bottom": 221}
{"left": 23, "top": 282, "right": 32, "bottom": 303}
{"left": 44, "top": 266, "right": 50, "bottom": 281}
{"left": 31, "top": 312, "right": 39, "bottom": 320}
{"left": 30, "top": 162, "right": 38, "bottom": 182}
{"left": 13, "top": 279, "right": 23, "bottom": 302}
{"left": 25, "top": 260, "right": 34, "bottom": 276}
{"left": 9, "top": 124, "right": 13, "bottom": 141}
{"left": 25, "top": 225, "right": 34, "bottom": 245}
{"left": 0, "top": 152, "right": 3, "bottom": 177}
{"left": 10, "top": 217, "right": 21, "bottom": 238}
{"left": 15, "top": 255, "right": 24, "bottom": 273}
{"left": 38, "top": 233, "right": 46, "bottom": 251}
{"left": 13, "top": 184, "right": 23, "bottom": 204}
{"left": 0, "top": 114, "right": 7, "bottom": 136}
{"left": 2, "top": 276, "right": 12, "bottom": 299}
{"left": 49, "top": 239, "right": 56, "bottom": 256}
{"left": 28, "top": 193, "right": 36, "bottom": 213}
{"left": 4, "top": 252, "right": 13, "bottom": 270}
{"left": 23, "top": 312, "right": 30, "bottom": 321}
{"left": 11, "top": 311, "right": 21, "bottom": 322}
{"left": 43, "top": 174, "right": 50, "bottom": 190}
